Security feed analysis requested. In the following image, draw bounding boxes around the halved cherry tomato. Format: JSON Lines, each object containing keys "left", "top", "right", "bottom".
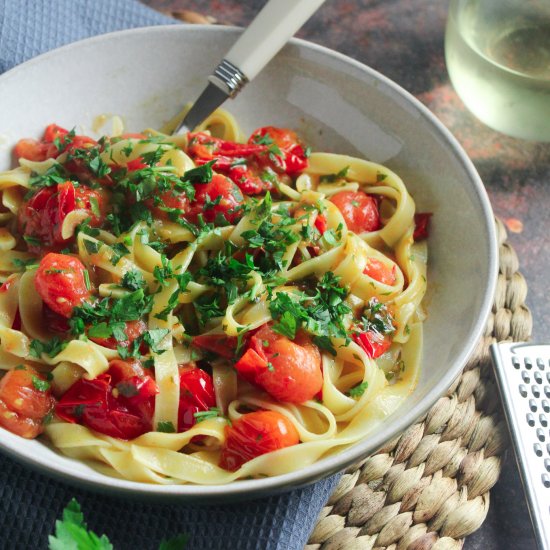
{"left": 43, "top": 124, "right": 68, "bottom": 143}
{"left": 18, "top": 181, "right": 104, "bottom": 252}
{"left": 353, "top": 330, "right": 392, "bottom": 359}
{"left": 219, "top": 410, "right": 299, "bottom": 471}
{"left": 330, "top": 191, "right": 380, "bottom": 233}
{"left": 192, "top": 334, "right": 238, "bottom": 359}
{"left": 249, "top": 127, "right": 308, "bottom": 175}
{"left": 363, "top": 258, "right": 396, "bottom": 286}
{"left": 0, "top": 365, "right": 55, "bottom": 439}
{"left": 235, "top": 324, "right": 323, "bottom": 404}
{"left": 178, "top": 367, "right": 216, "bottom": 432}
{"left": 187, "top": 173, "right": 244, "bottom": 225}
{"left": 88, "top": 319, "right": 147, "bottom": 350}
{"left": 56, "top": 359, "right": 158, "bottom": 440}
{"left": 14, "top": 139, "right": 53, "bottom": 162}
{"left": 413, "top": 212, "right": 432, "bottom": 241}
{"left": 35, "top": 253, "right": 91, "bottom": 318}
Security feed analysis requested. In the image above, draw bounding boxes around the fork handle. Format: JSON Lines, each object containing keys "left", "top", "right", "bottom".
{"left": 215, "top": 0, "right": 326, "bottom": 89}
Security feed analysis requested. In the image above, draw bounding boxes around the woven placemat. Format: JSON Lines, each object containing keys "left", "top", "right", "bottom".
{"left": 306, "top": 217, "right": 533, "bottom": 549}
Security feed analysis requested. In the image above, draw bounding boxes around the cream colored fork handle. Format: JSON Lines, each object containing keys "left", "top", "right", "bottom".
{"left": 225, "top": 0, "right": 326, "bottom": 81}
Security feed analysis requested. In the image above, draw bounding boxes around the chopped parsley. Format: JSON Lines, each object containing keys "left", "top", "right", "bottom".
{"left": 348, "top": 381, "right": 369, "bottom": 398}
{"left": 157, "top": 421, "right": 176, "bottom": 433}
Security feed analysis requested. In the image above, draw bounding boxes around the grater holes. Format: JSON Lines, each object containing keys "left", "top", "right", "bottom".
{"left": 536, "top": 428, "right": 545, "bottom": 442}
{"left": 547, "top": 443, "right": 550, "bottom": 456}
{"left": 535, "top": 443, "right": 543, "bottom": 457}
{"left": 537, "top": 357, "right": 545, "bottom": 370}
{"left": 532, "top": 386, "right": 541, "bottom": 398}
{"left": 527, "top": 413, "right": 535, "bottom": 427}
{"left": 530, "top": 399, "right": 538, "bottom": 412}
{"left": 543, "top": 400, "right": 550, "bottom": 413}
{"left": 512, "top": 356, "right": 521, "bottom": 369}
{"left": 543, "top": 474, "right": 550, "bottom": 489}
{"left": 547, "top": 372, "right": 550, "bottom": 383}
{"left": 545, "top": 386, "right": 550, "bottom": 398}
{"left": 541, "top": 414, "right": 548, "bottom": 428}
{"left": 545, "top": 459, "right": 550, "bottom": 472}
{"left": 524, "top": 357, "right": 533, "bottom": 370}
{"left": 519, "top": 384, "right": 528, "bottom": 398}
{"left": 534, "top": 372, "right": 543, "bottom": 384}
{"left": 522, "top": 371, "right": 531, "bottom": 383}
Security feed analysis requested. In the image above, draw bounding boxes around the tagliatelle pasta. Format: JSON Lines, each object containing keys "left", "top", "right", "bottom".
{"left": 0, "top": 111, "right": 428, "bottom": 484}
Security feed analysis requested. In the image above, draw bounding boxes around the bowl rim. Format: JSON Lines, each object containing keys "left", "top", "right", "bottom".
{"left": 0, "top": 23, "right": 498, "bottom": 499}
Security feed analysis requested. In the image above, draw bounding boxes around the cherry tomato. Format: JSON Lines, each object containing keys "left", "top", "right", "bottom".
{"left": 226, "top": 162, "right": 272, "bottom": 195}
{"left": 43, "top": 124, "right": 68, "bottom": 143}
{"left": 56, "top": 359, "right": 158, "bottom": 440}
{"left": 330, "top": 191, "right": 380, "bottom": 233}
{"left": 0, "top": 365, "right": 55, "bottom": 439}
{"left": 249, "top": 127, "right": 308, "bottom": 175}
{"left": 14, "top": 139, "right": 53, "bottom": 162}
{"left": 187, "top": 132, "right": 268, "bottom": 165}
{"left": 146, "top": 187, "right": 190, "bottom": 224}
{"left": 88, "top": 319, "right": 147, "bottom": 350}
{"left": 35, "top": 253, "right": 91, "bottom": 318}
{"left": 219, "top": 410, "right": 299, "bottom": 471}
{"left": 413, "top": 212, "right": 432, "bottom": 241}
{"left": 235, "top": 324, "right": 323, "bottom": 404}
{"left": 353, "top": 330, "right": 392, "bottom": 359}
{"left": 363, "top": 258, "right": 396, "bottom": 286}
{"left": 192, "top": 334, "right": 238, "bottom": 359}
{"left": 187, "top": 173, "right": 244, "bottom": 225}
{"left": 178, "top": 367, "right": 216, "bottom": 432}
{"left": 18, "top": 181, "right": 104, "bottom": 252}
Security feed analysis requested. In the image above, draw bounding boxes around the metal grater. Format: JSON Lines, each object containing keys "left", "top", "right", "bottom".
{"left": 490, "top": 342, "right": 550, "bottom": 550}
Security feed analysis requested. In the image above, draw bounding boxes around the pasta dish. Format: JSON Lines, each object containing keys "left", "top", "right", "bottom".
{"left": 0, "top": 112, "right": 429, "bottom": 484}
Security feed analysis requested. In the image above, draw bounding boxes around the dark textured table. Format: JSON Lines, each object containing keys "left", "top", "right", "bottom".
{"left": 142, "top": 0, "right": 549, "bottom": 548}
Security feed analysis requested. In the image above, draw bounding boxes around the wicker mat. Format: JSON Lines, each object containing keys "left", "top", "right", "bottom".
{"left": 306, "top": 218, "right": 533, "bottom": 549}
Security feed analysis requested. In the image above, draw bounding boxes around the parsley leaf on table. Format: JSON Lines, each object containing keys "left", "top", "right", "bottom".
{"left": 48, "top": 498, "right": 113, "bottom": 550}
{"left": 48, "top": 499, "right": 188, "bottom": 550}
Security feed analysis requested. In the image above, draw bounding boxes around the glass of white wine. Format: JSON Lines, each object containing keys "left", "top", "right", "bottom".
{"left": 445, "top": 0, "right": 550, "bottom": 141}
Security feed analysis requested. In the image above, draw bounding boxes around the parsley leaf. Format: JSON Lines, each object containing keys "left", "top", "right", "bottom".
{"left": 157, "top": 421, "right": 176, "bottom": 433}
{"left": 348, "top": 381, "right": 369, "bottom": 398}
{"left": 48, "top": 498, "right": 113, "bottom": 550}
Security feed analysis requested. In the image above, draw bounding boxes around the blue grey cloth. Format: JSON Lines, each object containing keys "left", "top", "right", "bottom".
{"left": 0, "top": 1, "right": 341, "bottom": 548}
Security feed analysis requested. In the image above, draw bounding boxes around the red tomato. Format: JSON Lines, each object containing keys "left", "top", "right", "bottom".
{"left": 18, "top": 181, "right": 104, "bottom": 252}
{"left": 187, "top": 132, "right": 268, "bottom": 165}
{"left": 192, "top": 334, "right": 238, "bottom": 359}
{"left": 178, "top": 367, "right": 216, "bottom": 432}
{"left": 14, "top": 139, "right": 53, "bottom": 162}
{"left": 56, "top": 359, "right": 158, "bottom": 440}
{"left": 249, "top": 127, "right": 308, "bottom": 175}
{"left": 219, "top": 410, "right": 299, "bottom": 471}
{"left": 235, "top": 325, "right": 323, "bottom": 404}
{"left": 353, "top": 330, "right": 392, "bottom": 359}
{"left": 126, "top": 157, "right": 148, "bottom": 171}
{"left": 43, "top": 124, "right": 68, "bottom": 143}
{"left": 226, "top": 162, "right": 272, "bottom": 195}
{"left": 314, "top": 214, "right": 328, "bottom": 234}
{"left": 330, "top": 191, "right": 380, "bottom": 233}
{"left": 146, "top": 187, "right": 190, "bottom": 224}
{"left": 413, "top": 212, "right": 432, "bottom": 241}
{"left": 88, "top": 319, "right": 147, "bottom": 350}
{"left": 35, "top": 253, "right": 91, "bottom": 318}
{"left": 363, "top": 258, "right": 396, "bottom": 286}
{"left": 187, "top": 173, "right": 244, "bottom": 225}
{"left": 0, "top": 365, "right": 55, "bottom": 439}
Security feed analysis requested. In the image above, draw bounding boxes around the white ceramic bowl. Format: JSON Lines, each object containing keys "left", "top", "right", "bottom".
{"left": 0, "top": 25, "right": 497, "bottom": 501}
